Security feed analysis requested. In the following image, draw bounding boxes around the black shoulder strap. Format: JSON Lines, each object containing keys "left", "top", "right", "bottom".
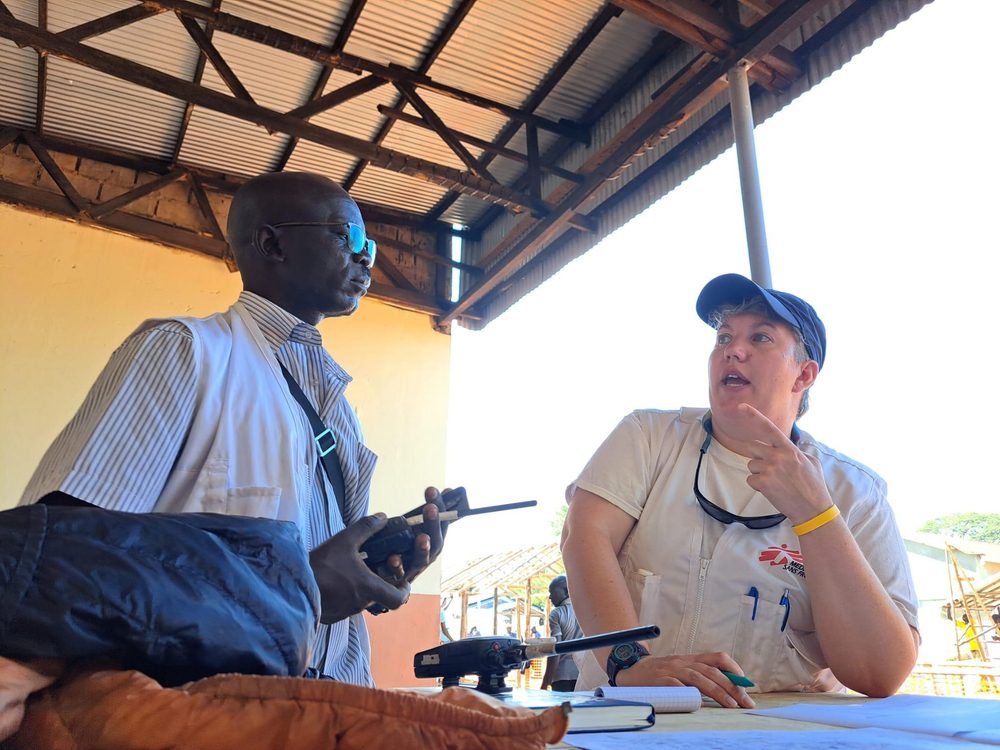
{"left": 278, "top": 362, "right": 347, "bottom": 524}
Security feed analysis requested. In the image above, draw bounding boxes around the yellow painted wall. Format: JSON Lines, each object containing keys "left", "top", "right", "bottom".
{"left": 0, "top": 201, "right": 450, "bottom": 613}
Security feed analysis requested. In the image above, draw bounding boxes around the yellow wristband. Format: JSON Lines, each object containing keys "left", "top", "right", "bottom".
{"left": 792, "top": 505, "right": 840, "bottom": 536}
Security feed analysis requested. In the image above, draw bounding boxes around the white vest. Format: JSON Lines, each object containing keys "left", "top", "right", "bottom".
{"left": 573, "top": 408, "right": 915, "bottom": 693}
{"left": 142, "top": 302, "right": 313, "bottom": 531}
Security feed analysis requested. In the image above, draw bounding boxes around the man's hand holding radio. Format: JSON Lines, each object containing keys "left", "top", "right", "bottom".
{"left": 308, "top": 487, "right": 446, "bottom": 624}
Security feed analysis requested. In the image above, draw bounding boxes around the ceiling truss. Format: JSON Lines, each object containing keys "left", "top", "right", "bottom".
{"left": 0, "top": 0, "right": 878, "bottom": 329}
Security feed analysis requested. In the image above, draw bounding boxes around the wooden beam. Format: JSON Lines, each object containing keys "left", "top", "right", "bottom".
{"left": 344, "top": 0, "right": 481, "bottom": 190}
{"left": 35, "top": 0, "right": 46, "bottom": 132}
{"left": 187, "top": 172, "right": 223, "bottom": 240}
{"left": 89, "top": 167, "right": 185, "bottom": 219}
{"left": 651, "top": 0, "right": 800, "bottom": 79}
{"left": 0, "top": 127, "right": 19, "bottom": 151}
{"left": 372, "top": 247, "right": 419, "bottom": 292}
{"left": 367, "top": 282, "right": 447, "bottom": 316}
{"left": 59, "top": 5, "right": 165, "bottom": 43}
{"left": 425, "top": 4, "right": 623, "bottom": 221}
{"left": 438, "top": 0, "right": 834, "bottom": 326}
{"left": 374, "top": 235, "right": 482, "bottom": 274}
{"left": 459, "top": 32, "right": 680, "bottom": 259}
{"left": 377, "top": 106, "right": 584, "bottom": 184}
{"left": 187, "top": 171, "right": 239, "bottom": 271}
{"left": 331, "top": 0, "right": 368, "bottom": 55}
{"left": 0, "top": 176, "right": 226, "bottom": 257}
{"left": 170, "top": 0, "right": 221, "bottom": 165}
{"left": 612, "top": 0, "right": 797, "bottom": 88}
{"left": 273, "top": 0, "right": 368, "bottom": 171}
{"left": 0, "top": 18, "right": 548, "bottom": 215}
{"left": 23, "top": 130, "right": 88, "bottom": 213}
{"left": 4, "top": 125, "right": 461, "bottom": 236}
{"left": 394, "top": 81, "right": 493, "bottom": 180}
{"left": 285, "top": 74, "right": 386, "bottom": 120}
{"left": 143, "top": 0, "right": 583, "bottom": 142}
{"left": 525, "top": 124, "right": 541, "bottom": 202}
{"left": 177, "top": 12, "right": 255, "bottom": 104}
{"left": 0, "top": 176, "right": 449, "bottom": 318}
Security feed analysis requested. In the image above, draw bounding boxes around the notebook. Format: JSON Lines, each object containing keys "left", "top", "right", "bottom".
{"left": 593, "top": 686, "right": 702, "bottom": 713}
{"left": 497, "top": 688, "right": 655, "bottom": 733}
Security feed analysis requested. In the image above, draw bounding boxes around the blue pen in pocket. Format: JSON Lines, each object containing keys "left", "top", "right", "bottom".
{"left": 747, "top": 586, "right": 759, "bottom": 621}
{"left": 779, "top": 589, "right": 791, "bottom": 632}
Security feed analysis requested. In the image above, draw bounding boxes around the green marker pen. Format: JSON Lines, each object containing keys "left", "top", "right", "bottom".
{"left": 721, "top": 670, "right": 754, "bottom": 688}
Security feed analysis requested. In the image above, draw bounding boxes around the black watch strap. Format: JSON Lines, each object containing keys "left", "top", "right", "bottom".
{"left": 606, "top": 642, "right": 650, "bottom": 686}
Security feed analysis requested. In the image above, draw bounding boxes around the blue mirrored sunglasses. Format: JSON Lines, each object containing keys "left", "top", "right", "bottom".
{"left": 269, "top": 221, "right": 377, "bottom": 266}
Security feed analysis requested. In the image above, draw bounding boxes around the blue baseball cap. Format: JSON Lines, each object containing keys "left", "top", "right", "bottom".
{"left": 696, "top": 273, "right": 826, "bottom": 370}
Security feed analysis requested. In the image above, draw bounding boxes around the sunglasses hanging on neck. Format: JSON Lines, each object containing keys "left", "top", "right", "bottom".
{"left": 693, "top": 415, "right": 793, "bottom": 530}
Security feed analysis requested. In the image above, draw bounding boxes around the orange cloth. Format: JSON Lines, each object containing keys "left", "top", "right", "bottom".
{"left": 6, "top": 663, "right": 568, "bottom": 750}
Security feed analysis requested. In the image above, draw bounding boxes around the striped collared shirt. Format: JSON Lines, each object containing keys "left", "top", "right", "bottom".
{"left": 549, "top": 598, "right": 584, "bottom": 681}
{"left": 20, "top": 291, "right": 377, "bottom": 685}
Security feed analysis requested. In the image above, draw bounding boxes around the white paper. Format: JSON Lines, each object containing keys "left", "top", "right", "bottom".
{"left": 748, "top": 694, "right": 1000, "bottom": 742}
{"left": 593, "top": 686, "right": 701, "bottom": 713}
{"left": 563, "top": 727, "right": 977, "bottom": 750}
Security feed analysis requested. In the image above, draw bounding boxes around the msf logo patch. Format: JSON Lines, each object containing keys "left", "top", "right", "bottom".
{"left": 759, "top": 544, "right": 805, "bottom": 578}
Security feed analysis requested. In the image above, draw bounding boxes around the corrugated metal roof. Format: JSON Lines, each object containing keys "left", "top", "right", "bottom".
{"left": 344, "top": 0, "right": 454, "bottom": 69}
{"left": 0, "top": 0, "right": 38, "bottom": 129}
{"left": 42, "top": 0, "right": 201, "bottom": 157}
{"left": 178, "top": 29, "right": 321, "bottom": 175}
{"left": 465, "top": 0, "right": 935, "bottom": 328}
{"left": 0, "top": 0, "right": 940, "bottom": 325}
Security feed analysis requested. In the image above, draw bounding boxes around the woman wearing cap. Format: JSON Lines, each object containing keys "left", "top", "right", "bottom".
{"left": 561, "top": 274, "right": 919, "bottom": 707}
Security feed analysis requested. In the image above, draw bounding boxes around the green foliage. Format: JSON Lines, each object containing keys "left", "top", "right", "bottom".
{"left": 550, "top": 503, "right": 568, "bottom": 539}
{"left": 919, "top": 513, "right": 1000, "bottom": 543}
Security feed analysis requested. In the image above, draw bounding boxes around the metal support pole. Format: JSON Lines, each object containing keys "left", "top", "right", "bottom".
{"left": 728, "top": 62, "right": 772, "bottom": 288}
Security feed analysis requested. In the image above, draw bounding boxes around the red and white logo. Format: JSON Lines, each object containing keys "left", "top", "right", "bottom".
{"left": 758, "top": 544, "right": 805, "bottom": 577}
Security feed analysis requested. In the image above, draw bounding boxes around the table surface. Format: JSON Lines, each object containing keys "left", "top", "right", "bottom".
{"left": 550, "top": 691, "right": 873, "bottom": 748}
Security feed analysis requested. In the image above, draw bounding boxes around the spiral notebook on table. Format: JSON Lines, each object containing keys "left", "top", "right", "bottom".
{"left": 593, "top": 686, "right": 702, "bottom": 713}
{"left": 498, "top": 688, "right": 655, "bottom": 733}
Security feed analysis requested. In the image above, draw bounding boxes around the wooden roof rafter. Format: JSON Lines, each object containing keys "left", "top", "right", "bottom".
{"left": 447, "top": 29, "right": 682, "bottom": 266}
{"left": 613, "top": 0, "right": 801, "bottom": 88}
{"left": 0, "top": 13, "right": 558, "bottom": 216}
{"left": 0, "top": 126, "right": 475, "bottom": 313}
{"left": 0, "top": 0, "right": 935, "bottom": 330}
{"left": 343, "top": 0, "right": 480, "bottom": 192}
{"left": 34, "top": 0, "right": 46, "bottom": 133}
{"left": 438, "top": 0, "right": 831, "bottom": 327}
{"left": 425, "top": 3, "right": 624, "bottom": 224}
{"left": 273, "top": 0, "right": 368, "bottom": 172}
{"left": 441, "top": 543, "right": 565, "bottom": 594}
{"left": 142, "top": 0, "right": 586, "bottom": 143}
{"left": 170, "top": 0, "right": 220, "bottom": 164}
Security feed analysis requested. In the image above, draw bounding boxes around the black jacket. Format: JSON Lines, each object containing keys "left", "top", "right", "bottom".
{"left": 0, "top": 502, "right": 320, "bottom": 686}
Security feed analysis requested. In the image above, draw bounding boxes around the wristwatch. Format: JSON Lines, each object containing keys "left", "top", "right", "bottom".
{"left": 605, "top": 641, "right": 649, "bottom": 686}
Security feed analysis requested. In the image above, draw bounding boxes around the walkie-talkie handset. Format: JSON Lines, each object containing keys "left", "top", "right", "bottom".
{"left": 359, "top": 487, "right": 535, "bottom": 572}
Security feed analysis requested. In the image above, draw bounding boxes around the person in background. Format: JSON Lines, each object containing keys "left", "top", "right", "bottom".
{"left": 540, "top": 575, "right": 584, "bottom": 692}
{"left": 562, "top": 273, "right": 919, "bottom": 707}
{"left": 440, "top": 597, "right": 455, "bottom": 643}
{"left": 18, "top": 172, "right": 447, "bottom": 687}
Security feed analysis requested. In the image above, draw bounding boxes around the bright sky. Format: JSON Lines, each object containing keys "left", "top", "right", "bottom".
{"left": 441, "top": 0, "right": 1000, "bottom": 566}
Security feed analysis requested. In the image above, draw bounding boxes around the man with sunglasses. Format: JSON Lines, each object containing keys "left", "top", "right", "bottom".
{"left": 19, "top": 172, "right": 444, "bottom": 687}
{"left": 561, "top": 273, "right": 918, "bottom": 707}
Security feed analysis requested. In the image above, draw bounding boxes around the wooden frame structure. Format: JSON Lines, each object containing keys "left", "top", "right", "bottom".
{"left": 1, "top": 0, "right": 934, "bottom": 330}
{"left": 440, "top": 543, "right": 565, "bottom": 642}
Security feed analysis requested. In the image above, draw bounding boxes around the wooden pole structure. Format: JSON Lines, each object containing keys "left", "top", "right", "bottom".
{"left": 460, "top": 589, "right": 469, "bottom": 639}
{"left": 493, "top": 588, "right": 499, "bottom": 635}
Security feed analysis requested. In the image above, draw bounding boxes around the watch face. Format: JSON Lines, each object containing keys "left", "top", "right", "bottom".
{"left": 611, "top": 642, "right": 640, "bottom": 665}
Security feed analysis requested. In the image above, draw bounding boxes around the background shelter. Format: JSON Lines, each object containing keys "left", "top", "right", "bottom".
{"left": 440, "top": 543, "right": 565, "bottom": 642}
